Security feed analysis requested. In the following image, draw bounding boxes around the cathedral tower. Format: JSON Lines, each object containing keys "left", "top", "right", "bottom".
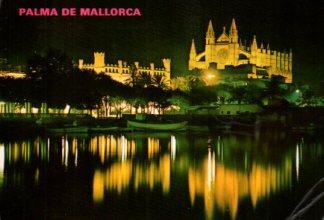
{"left": 229, "top": 18, "right": 238, "bottom": 43}
{"left": 189, "top": 39, "right": 197, "bottom": 70}
{"left": 250, "top": 35, "right": 258, "bottom": 64}
{"left": 205, "top": 20, "right": 215, "bottom": 65}
{"left": 206, "top": 20, "right": 215, "bottom": 45}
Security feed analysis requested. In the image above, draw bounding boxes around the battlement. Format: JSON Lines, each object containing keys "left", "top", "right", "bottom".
{"left": 79, "top": 52, "right": 171, "bottom": 84}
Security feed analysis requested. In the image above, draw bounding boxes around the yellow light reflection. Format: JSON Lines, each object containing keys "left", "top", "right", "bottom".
{"left": 0, "top": 144, "right": 4, "bottom": 187}
{"left": 92, "top": 154, "right": 171, "bottom": 203}
{"left": 170, "top": 135, "right": 176, "bottom": 161}
{"left": 148, "top": 138, "right": 160, "bottom": 159}
{"left": 188, "top": 155, "right": 292, "bottom": 220}
{"left": 89, "top": 135, "right": 136, "bottom": 163}
{"left": 61, "top": 137, "right": 69, "bottom": 167}
{"left": 93, "top": 170, "right": 105, "bottom": 203}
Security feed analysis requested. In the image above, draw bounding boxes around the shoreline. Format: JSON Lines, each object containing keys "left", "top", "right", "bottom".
{"left": 0, "top": 113, "right": 322, "bottom": 136}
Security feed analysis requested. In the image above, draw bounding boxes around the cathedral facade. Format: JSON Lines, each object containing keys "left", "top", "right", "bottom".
{"left": 189, "top": 19, "right": 293, "bottom": 83}
{"left": 79, "top": 52, "right": 171, "bottom": 84}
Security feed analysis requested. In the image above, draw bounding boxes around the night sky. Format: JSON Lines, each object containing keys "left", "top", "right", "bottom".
{"left": 0, "top": 0, "right": 323, "bottom": 84}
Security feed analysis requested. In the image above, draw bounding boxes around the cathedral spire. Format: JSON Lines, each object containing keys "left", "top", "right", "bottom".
{"left": 206, "top": 20, "right": 215, "bottom": 44}
{"left": 190, "top": 39, "right": 197, "bottom": 59}
{"left": 230, "top": 18, "right": 237, "bottom": 31}
{"left": 206, "top": 20, "right": 215, "bottom": 38}
{"left": 251, "top": 35, "right": 258, "bottom": 50}
{"left": 229, "top": 18, "right": 238, "bottom": 43}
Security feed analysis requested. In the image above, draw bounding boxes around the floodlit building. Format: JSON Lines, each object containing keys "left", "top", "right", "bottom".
{"left": 0, "top": 71, "right": 26, "bottom": 79}
{"left": 78, "top": 52, "right": 171, "bottom": 84}
{"left": 189, "top": 19, "right": 293, "bottom": 83}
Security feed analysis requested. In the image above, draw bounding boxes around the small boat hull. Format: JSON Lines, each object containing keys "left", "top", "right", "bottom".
{"left": 127, "top": 120, "right": 187, "bottom": 131}
{"left": 48, "top": 127, "right": 89, "bottom": 133}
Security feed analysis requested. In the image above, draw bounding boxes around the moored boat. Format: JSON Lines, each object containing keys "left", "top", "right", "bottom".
{"left": 47, "top": 126, "right": 89, "bottom": 133}
{"left": 127, "top": 120, "right": 187, "bottom": 131}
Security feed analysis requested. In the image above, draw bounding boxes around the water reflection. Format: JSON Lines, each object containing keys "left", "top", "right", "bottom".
{"left": 0, "top": 134, "right": 323, "bottom": 219}
{"left": 0, "top": 144, "right": 4, "bottom": 187}
{"left": 93, "top": 155, "right": 171, "bottom": 203}
{"left": 188, "top": 153, "right": 292, "bottom": 219}
{"left": 89, "top": 135, "right": 136, "bottom": 163}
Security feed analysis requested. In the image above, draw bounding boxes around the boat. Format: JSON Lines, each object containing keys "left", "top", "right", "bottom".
{"left": 127, "top": 120, "right": 187, "bottom": 131}
{"left": 47, "top": 126, "right": 89, "bottom": 133}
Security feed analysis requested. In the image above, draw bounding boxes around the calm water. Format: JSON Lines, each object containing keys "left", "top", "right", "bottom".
{"left": 0, "top": 131, "right": 323, "bottom": 219}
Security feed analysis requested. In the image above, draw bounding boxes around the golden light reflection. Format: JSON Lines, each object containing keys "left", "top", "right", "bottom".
{"left": 92, "top": 155, "right": 171, "bottom": 203}
{"left": 188, "top": 155, "right": 292, "bottom": 220}
{"left": 93, "top": 170, "right": 105, "bottom": 203}
{"left": 170, "top": 135, "right": 176, "bottom": 161}
{"left": 0, "top": 144, "right": 4, "bottom": 187}
{"left": 295, "top": 144, "right": 300, "bottom": 181}
{"left": 4, "top": 139, "right": 48, "bottom": 164}
{"left": 61, "top": 137, "right": 69, "bottom": 167}
{"left": 147, "top": 138, "right": 160, "bottom": 159}
{"left": 90, "top": 135, "right": 136, "bottom": 163}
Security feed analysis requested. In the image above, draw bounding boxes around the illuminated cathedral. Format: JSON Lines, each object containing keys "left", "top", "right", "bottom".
{"left": 189, "top": 19, "right": 293, "bottom": 83}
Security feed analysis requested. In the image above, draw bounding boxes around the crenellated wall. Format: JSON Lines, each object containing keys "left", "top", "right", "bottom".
{"left": 79, "top": 52, "right": 171, "bottom": 84}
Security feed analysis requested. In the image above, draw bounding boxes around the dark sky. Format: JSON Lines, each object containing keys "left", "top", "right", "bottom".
{"left": 0, "top": 0, "right": 323, "bottom": 84}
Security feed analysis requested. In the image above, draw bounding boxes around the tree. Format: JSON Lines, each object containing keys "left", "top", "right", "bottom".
{"left": 137, "top": 72, "right": 152, "bottom": 88}
{"left": 231, "top": 86, "right": 247, "bottom": 104}
{"left": 301, "top": 89, "right": 315, "bottom": 106}
{"left": 125, "top": 64, "right": 139, "bottom": 87}
{"left": 152, "top": 74, "right": 168, "bottom": 89}
{"left": 168, "top": 95, "right": 190, "bottom": 114}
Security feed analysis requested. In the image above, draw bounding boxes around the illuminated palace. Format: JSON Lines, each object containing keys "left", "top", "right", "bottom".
{"left": 78, "top": 52, "right": 171, "bottom": 84}
{"left": 189, "top": 19, "right": 293, "bottom": 83}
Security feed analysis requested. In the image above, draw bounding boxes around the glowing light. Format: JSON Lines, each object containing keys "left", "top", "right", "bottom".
{"left": 63, "top": 105, "right": 71, "bottom": 114}
{"left": 207, "top": 149, "right": 215, "bottom": 189}
{"left": 93, "top": 170, "right": 105, "bottom": 203}
{"left": 147, "top": 138, "right": 160, "bottom": 159}
{"left": 170, "top": 135, "right": 176, "bottom": 161}
{"left": 34, "top": 168, "right": 39, "bottom": 184}
{"left": 201, "top": 69, "right": 220, "bottom": 85}
{"left": 75, "top": 146, "right": 78, "bottom": 167}
{"left": 0, "top": 144, "right": 4, "bottom": 187}
{"left": 188, "top": 155, "right": 292, "bottom": 220}
{"left": 296, "top": 144, "right": 299, "bottom": 180}
{"left": 62, "top": 137, "right": 69, "bottom": 166}
{"left": 47, "top": 138, "right": 50, "bottom": 161}
{"left": 121, "top": 135, "right": 127, "bottom": 162}
{"left": 92, "top": 155, "right": 171, "bottom": 200}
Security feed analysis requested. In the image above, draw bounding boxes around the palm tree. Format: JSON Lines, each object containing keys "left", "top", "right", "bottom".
{"left": 137, "top": 72, "right": 152, "bottom": 88}
{"left": 152, "top": 74, "right": 168, "bottom": 89}
{"left": 125, "top": 64, "right": 138, "bottom": 87}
